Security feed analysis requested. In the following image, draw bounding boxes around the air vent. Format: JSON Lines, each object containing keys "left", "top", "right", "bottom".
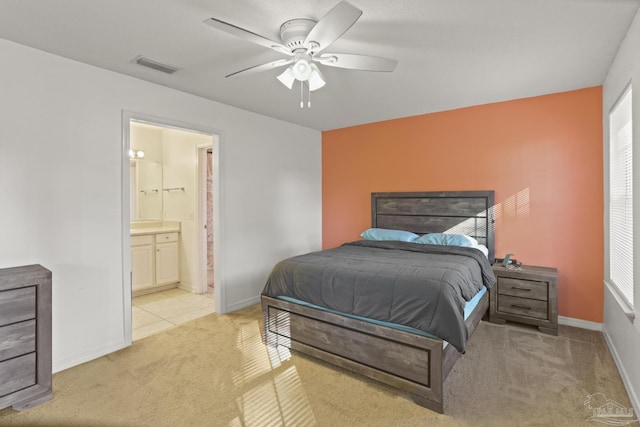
{"left": 132, "top": 55, "right": 180, "bottom": 74}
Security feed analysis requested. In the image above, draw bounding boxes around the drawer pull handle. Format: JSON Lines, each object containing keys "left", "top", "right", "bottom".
{"left": 511, "top": 287, "right": 531, "bottom": 291}
{"left": 511, "top": 304, "right": 531, "bottom": 310}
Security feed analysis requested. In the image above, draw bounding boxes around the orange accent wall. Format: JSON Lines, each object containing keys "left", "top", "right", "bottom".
{"left": 322, "top": 87, "right": 604, "bottom": 323}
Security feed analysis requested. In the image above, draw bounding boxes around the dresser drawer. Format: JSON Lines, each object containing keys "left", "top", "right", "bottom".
{"left": 0, "top": 320, "right": 36, "bottom": 362}
{"left": 155, "top": 232, "right": 178, "bottom": 243}
{"left": 0, "top": 353, "right": 36, "bottom": 398}
{"left": 0, "top": 287, "right": 36, "bottom": 326}
{"left": 497, "top": 277, "right": 548, "bottom": 301}
{"left": 497, "top": 295, "right": 548, "bottom": 320}
{"left": 0, "top": 265, "right": 51, "bottom": 411}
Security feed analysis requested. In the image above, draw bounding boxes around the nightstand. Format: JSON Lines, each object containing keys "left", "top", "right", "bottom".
{"left": 489, "top": 264, "right": 558, "bottom": 335}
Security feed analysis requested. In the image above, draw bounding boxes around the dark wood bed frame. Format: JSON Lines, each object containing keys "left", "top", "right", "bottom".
{"left": 262, "top": 191, "right": 495, "bottom": 413}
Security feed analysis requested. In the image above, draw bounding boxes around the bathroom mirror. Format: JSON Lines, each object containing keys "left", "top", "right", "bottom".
{"left": 132, "top": 160, "right": 163, "bottom": 220}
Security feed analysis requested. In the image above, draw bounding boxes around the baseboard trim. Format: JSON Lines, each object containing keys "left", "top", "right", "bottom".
{"left": 53, "top": 339, "right": 127, "bottom": 373}
{"left": 177, "top": 282, "right": 194, "bottom": 293}
{"left": 558, "top": 316, "right": 602, "bottom": 331}
{"left": 226, "top": 295, "right": 260, "bottom": 312}
{"left": 602, "top": 328, "right": 640, "bottom": 417}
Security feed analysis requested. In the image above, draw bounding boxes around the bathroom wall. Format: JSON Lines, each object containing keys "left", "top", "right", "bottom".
{"left": 130, "top": 123, "right": 163, "bottom": 220}
{"left": 130, "top": 124, "right": 163, "bottom": 162}
{"left": 162, "top": 127, "right": 214, "bottom": 293}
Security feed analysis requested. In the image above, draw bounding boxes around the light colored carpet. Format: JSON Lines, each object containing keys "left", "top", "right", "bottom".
{"left": 0, "top": 304, "right": 633, "bottom": 426}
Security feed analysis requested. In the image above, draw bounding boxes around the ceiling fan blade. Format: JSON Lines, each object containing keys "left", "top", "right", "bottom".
{"left": 304, "top": 2, "right": 362, "bottom": 53}
{"left": 315, "top": 53, "right": 398, "bottom": 72}
{"left": 225, "top": 59, "right": 293, "bottom": 78}
{"left": 203, "top": 18, "right": 292, "bottom": 55}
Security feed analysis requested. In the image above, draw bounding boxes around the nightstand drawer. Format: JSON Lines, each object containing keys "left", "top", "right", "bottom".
{"left": 497, "top": 295, "right": 548, "bottom": 320}
{"left": 0, "top": 320, "right": 36, "bottom": 362}
{"left": 0, "top": 353, "right": 36, "bottom": 398}
{"left": 0, "top": 287, "right": 36, "bottom": 326}
{"left": 497, "top": 277, "right": 548, "bottom": 301}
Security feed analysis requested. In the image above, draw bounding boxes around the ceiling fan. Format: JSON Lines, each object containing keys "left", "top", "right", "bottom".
{"left": 203, "top": 1, "right": 398, "bottom": 107}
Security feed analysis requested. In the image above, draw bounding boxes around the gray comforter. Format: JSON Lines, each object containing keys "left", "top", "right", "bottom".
{"left": 262, "top": 240, "right": 497, "bottom": 352}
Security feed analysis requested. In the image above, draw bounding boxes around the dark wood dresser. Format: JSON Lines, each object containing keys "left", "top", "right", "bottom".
{"left": 489, "top": 264, "right": 558, "bottom": 335}
{"left": 0, "top": 265, "right": 52, "bottom": 411}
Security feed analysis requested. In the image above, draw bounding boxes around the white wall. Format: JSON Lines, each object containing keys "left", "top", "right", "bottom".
{"left": 0, "top": 38, "right": 322, "bottom": 372}
{"left": 602, "top": 8, "right": 640, "bottom": 415}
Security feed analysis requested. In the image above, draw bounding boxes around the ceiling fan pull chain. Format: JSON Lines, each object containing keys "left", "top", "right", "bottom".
{"left": 308, "top": 84, "right": 311, "bottom": 108}
{"left": 300, "top": 80, "right": 304, "bottom": 108}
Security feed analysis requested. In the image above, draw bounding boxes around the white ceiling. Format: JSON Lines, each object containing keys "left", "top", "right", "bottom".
{"left": 0, "top": 0, "right": 638, "bottom": 131}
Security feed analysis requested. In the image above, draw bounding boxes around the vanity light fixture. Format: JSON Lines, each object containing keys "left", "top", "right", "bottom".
{"left": 129, "top": 149, "right": 145, "bottom": 159}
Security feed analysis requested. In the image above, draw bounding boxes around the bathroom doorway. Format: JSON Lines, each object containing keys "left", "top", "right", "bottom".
{"left": 122, "top": 111, "right": 222, "bottom": 343}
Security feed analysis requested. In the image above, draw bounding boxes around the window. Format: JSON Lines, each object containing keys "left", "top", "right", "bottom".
{"left": 609, "top": 85, "right": 633, "bottom": 308}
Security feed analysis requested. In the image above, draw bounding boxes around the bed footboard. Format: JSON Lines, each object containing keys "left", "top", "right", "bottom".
{"left": 261, "top": 295, "right": 447, "bottom": 413}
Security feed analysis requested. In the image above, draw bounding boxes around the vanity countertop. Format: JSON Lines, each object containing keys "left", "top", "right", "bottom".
{"left": 130, "top": 220, "right": 180, "bottom": 236}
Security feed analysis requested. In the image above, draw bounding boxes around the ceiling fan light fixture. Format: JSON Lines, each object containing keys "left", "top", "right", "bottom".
{"left": 292, "top": 58, "right": 312, "bottom": 81}
{"left": 308, "top": 63, "right": 326, "bottom": 91}
{"left": 276, "top": 67, "right": 296, "bottom": 89}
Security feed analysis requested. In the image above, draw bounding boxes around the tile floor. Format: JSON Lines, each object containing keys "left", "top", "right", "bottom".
{"left": 132, "top": 287, "right": 215, "bottom": 341}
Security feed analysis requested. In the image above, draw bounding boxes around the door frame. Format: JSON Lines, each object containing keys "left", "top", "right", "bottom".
{"left": 121, "top": 110, "right": 224, "bottom": 345}
{"left": 197, "top": 143, "right": 215, "bottom": 295}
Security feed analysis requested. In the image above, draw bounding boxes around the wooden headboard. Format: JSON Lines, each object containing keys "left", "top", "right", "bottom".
{"left": 371, "top": 191, "right": 495, "bottom": 263}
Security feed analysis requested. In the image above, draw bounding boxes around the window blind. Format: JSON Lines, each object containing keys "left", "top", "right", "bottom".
{"left": 609, "top": 85, "right": 633, "bottom": 307}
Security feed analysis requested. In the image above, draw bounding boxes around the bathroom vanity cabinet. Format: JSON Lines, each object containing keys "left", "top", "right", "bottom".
{"left": 154, "top": 232, "right": 180, "bottom": 286}
{"left": 131, "top": 234, "right": 155, "bottom": 290}
{"left": 131, "top": 231, "right": 180, "bottom": 295}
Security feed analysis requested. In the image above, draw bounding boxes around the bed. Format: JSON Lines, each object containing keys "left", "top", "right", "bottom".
{"left": 261, "top": 191, "right": 495, "bottom": 413}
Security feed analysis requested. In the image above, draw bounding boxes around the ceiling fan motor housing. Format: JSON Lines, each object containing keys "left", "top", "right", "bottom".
{"left": 280, "top": 19, "right": 317, "bottom": 51}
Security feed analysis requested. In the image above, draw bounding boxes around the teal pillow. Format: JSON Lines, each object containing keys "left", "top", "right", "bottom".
{"left": 360, "top": 228, "right": 419, "bottom": 242}
{"left": 444, "top": 234, "right": 478, "bottom": 247}
{"left": 414, "top": 233, "right": 478, "bottom": 247}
